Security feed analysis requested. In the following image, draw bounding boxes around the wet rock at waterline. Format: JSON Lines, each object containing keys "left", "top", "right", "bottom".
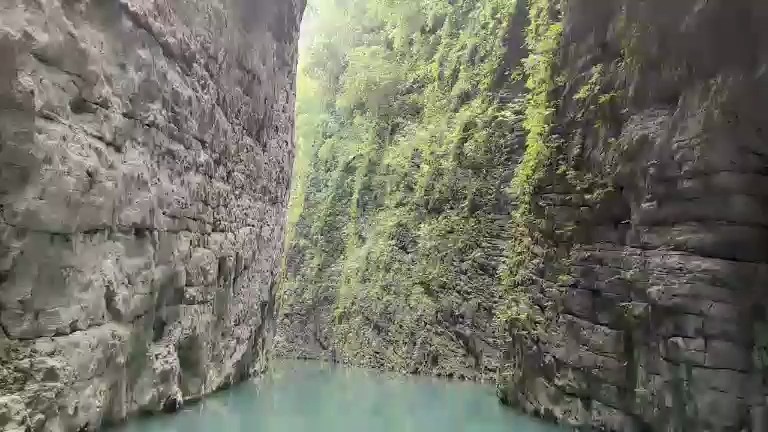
{"left": 0, "top": 0, "right": 304, "bottom": 430}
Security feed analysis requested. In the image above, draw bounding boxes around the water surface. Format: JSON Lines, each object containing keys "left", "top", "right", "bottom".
{"left": 109, "top": 360, "right": 562, "bottom": 432}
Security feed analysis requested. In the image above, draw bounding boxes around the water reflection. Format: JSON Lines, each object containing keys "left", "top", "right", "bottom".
{"left": 107, "top": 360, "right": 562, "bottom": 432}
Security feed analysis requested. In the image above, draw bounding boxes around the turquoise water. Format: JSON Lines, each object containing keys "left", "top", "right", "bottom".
{"left": 108, "top": 360, "right": 562, "bottom": 432}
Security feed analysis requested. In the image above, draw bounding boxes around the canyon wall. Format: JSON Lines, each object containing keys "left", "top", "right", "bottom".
{"left": 498, "top": 1, "right": 768, "bottom": 431}
{"left": 276, "top": 0, "right": 530, "bottom": 380}
{"left": 0, "top": 0, "right": 304, "bottom": 430}
{"left": 280, "top": 0, "right": 768, "bottom": 430}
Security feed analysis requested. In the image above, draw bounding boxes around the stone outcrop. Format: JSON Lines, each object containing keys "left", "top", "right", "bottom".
{"left": 498, "top": 1, "right": 768, "bottom": 431}
{"left": 0, "top": 0, "right": 304, "bottom": 430}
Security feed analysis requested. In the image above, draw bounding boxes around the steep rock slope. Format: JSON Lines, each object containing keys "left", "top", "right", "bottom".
{"left": 498, "top": 1, "right": 768, "bottom": 431}
{"left": 0, "top": 0, "right": 303, "bottom": 430}
{"left": 277, "top": 0, "right": 529, "bottom": 380}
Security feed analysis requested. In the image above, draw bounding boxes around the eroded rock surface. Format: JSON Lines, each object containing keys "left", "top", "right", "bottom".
{"left": 0, "top": 0, "right": 304, "bottom": 430}
{"left": 498, "top": 1, "right": 768, "bottom": 431}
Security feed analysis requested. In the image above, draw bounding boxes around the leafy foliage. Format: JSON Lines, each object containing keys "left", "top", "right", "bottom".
{"left": 282, "top": 0, "right": 529, "bottom": 374}
{"left": 498, "top": 0, "right": 563, "bottom": 335}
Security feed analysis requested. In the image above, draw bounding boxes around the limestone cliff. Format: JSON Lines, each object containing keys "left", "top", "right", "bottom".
{"left": 0, "top": 0, "right": 304, "bottom": 430}
{"left": 498, "top": 1, "right": 768, "bottom": 431}
{"left": 276, "top": 0, "right": 530, "bottom": 380}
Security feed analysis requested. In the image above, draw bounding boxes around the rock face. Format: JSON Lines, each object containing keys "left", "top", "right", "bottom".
{"left": 276, "top": 0, "right": 530, "bottom": 381}
{"left": 0, "top": 0, "right": 303, "bottom": 430}
{"left": 498, "top": 1, "right": 768, "bottom": 431}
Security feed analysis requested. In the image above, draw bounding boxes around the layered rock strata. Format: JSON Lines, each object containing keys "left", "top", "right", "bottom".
{"left": 0, "top": 0, "right": 303, "bottom": 430}
{"left": 499, "top": 1, "right": 768, "bottom": 431}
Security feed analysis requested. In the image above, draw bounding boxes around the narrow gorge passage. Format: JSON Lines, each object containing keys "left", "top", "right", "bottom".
{"left": 2, "top": 0, "right": 768, "bottom": 432}
{"left": 106, "top": 360, "right": 562, "bottom": 432}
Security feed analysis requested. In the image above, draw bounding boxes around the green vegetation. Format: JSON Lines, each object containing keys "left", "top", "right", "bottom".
{"left": 283, "top": 0, "right": 594, "bottom": 381}
{"left": 497, "top": 0, "right": 563, "bottom": 337}
{"left": 282, "top": 1, "right": 768, "bottom": 430}
{"left": 282, "top": 0, "right": 530, "bottom": 374}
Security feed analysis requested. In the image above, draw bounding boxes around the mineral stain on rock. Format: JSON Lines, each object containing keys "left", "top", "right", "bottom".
{"left": 0, "top": 0, "right": 305, "bottom": 430}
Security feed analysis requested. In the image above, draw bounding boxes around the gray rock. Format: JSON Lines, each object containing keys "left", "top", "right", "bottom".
{"left": 497, "top": 0, "right": 768, "bottom": 431}
{"left": 0, "top": 0, "right": 304, "bottom": 430}
{"left": 0, "top": 396, "right": 30, "bottom": 432}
